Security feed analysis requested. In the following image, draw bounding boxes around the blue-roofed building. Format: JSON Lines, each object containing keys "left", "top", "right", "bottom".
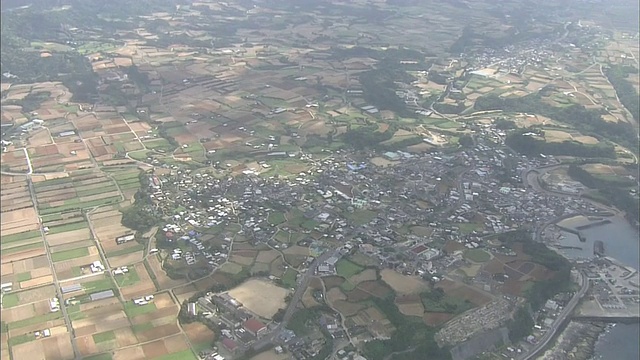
{"left": 347, "top": 163, "right": 366, "bottom": 171}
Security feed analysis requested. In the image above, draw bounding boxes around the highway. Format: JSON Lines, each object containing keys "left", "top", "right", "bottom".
{"left": 519, "top": 270, "right": 590, "bottom": 360}
{"left": 252, "top": 250, "right": 334, "bottom": 351}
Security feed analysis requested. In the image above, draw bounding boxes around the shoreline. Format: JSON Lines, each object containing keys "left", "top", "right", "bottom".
{"left": 536, "top": 321, "right": 607, "bottom": 360}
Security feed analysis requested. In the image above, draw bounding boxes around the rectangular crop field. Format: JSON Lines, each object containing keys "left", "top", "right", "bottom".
{"left": 51, "top": 248, "right": 89, "bottom": 262}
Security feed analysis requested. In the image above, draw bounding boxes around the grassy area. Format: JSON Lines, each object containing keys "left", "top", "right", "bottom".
{"left": 15, "top": 272, "right": 31, "bottom": 282}
{"left": 39, "top": 196, "right": 121, "bottom": 215}
{"left": 191, "top": 341, "right": 213, "bottom": 354}
{"left": 69, "top": 312, "right": 86, "bottom": 321}
{"left": 92, "top": 330, "right": 116, "bottom": 344}
{"left": 76, "top": 186, "right": 118, "bottom": 197}
{"left": 123, "top": 302, "right": 157, "bottom": 317}
{"left": 47, "top": 221, "right": 88, "bottom": 235}
{"left": 420, "top": 291, "right": 475, "bottom": 314}
{"left": 132, "top": 322, "right": 154, "bottom": 333}
{"left": 2, "top": 293, "right": 20, "bottom": 308}
{"left": 336, "top": 259, "right": 364, "bottom": 278}
{"left": 112, "top": 171, "right": 141, "bottom": 181}
{"left": 83, "top": 277, "right": 116, "bottom": 293}
{"left": 464, "top": 249, "right": 491, "bottom": 263}
{"left": 286, "top": 308, "right": 318, "bottom": 336}
{"left": 267, "top": 211, "right": 286, "bottom": 225}
{"left": 346, "top": 209, "right": 378, "bottom": 226}
{"left": 457, "top": 222, "right": 483, "bottom": 235}
{"left": 106, "top": 243, "right": 144, "bottom": 258}
{"left": 340, "top": 280, "right": 357, "bottom": 292}
{"left": 155, "top": 349, "right": 198, "bottom": 360}
{"left": 1, "top": 230, "right": 41, "bottom": 243}
{"left": 8, "top": 333, "right": 36, "bottom": 347}
{"left": 84, "top": 353, "right": 113, "bottom": 360}
{"left": 51, "top": 247, "right": 90, "bottom": 262}
{"left": 7, "top": 312, "right": 63, "bottom": 331}
{"left": 113, "top": 267, "right": 141, "bottom": 287}
{"left": 281, "top": 268, "right": 297, "bottom": 288}
{"left": 2, "top": 242, "right": 43, "bottom": 255}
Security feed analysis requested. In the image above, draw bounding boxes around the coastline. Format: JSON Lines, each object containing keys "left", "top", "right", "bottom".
{"left": 536, "top": 321, "right": 607, "bottom": 360}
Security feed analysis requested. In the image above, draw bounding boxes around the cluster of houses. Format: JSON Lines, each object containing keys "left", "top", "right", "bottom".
{"left": 133, "top": 295, "right": 154, "bottom": 306}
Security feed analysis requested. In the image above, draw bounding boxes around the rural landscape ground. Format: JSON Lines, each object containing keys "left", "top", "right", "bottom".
{"left": 0, "top": 1, "right": 638, "bottom": 360}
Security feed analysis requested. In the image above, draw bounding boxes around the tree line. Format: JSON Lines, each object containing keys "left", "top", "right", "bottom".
{"left": 505, "top": 129, "right": 616, "bottom": 158}
{"left": 475, "top": 93, "right": 638, "bottom": 153}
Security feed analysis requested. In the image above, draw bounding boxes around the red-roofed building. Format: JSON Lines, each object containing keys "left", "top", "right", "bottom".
{"left": 411, "top": 245, "right": 428, "bottom": 255}
{"left": 243, "top": 318, "right": 267, "bottom": 337}
{"left": 221, "top": 337, "right": 238, "bottom": 353}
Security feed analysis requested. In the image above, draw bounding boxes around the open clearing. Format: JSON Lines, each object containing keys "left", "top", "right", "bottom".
{"left": 227, "top": 279, "right": 290, "bottom": 319}
{"left": 380, "top": 269, "right": 429, "bottom": 294}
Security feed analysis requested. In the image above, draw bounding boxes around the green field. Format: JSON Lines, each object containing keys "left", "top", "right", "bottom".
{"left": 1, "top": 230, "right": 41, "bottom": 243}
{"left": 83, "top": 277, "right": 116, "bottom": 294}
{"left": 113, "top": 268, "right": 141, "bottom": 287}
{"left": 457, "top": 222, "right": 483, "bottom": 235}
{"left": 47, "top": 221, "right": 88, "bottom": 235}
{"left": 346, "top": 209, "right": 378, "bottom": 226}
{"left": 464, "top": 249, "right": 491, "bottom": 263}
{"left": 51, "top": 247, "right": 90, "bottom": 262}
{"left": 84, "top": 353, "right": 113, "bottom": 360}
{"left": 2, "top": 242, "right": 43, "bottom": 255}
{"left": 336, "top": 259, "right": 364, "bottom": 278}
{"left": 421, "top": 290, "right": 475, "bottom": 314}
{"left": 7, "top": 312, "right": 63, "bottom": 331}
{"left": 268, "top": 211, "right": 286, "bottom": 225}
{"left": 132, "top": 322, "right": 154, "bottom": 333}
{"left": 39, "top": 196, "right": 121, "bottom": 215}
{"left": 15, "top": 272, "right": 31, "bottom": 282}
{"left": 76, "top": 186, "right": 118, "bottom": 197}
{"left": 8, "top": 333, "right": 36, "bottom": 347}
{"left": 2, "top": 293, "right": 20, "bottom": 308}
{"left": 106, "top": 243, "right": 144, "bottom": 258}
{"left": 92, "top": 330, "right": 116, "bottom": 344}
{"left": 123, "top": 302, "right": 157, "bottom": 317}
{"left": 155, "top": 349, "right": 197, "bottom": 360}
{"left": 281, "top": 268, "right": 298, "bottom": 288}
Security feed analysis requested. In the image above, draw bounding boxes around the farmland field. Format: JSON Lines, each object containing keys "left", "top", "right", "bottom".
{"left": 380, "top": 269, "right": 429, "bottom": 295}
{"left": 335, "top": 259, "right": 364, "bottom": 278}
{"left": 227, "top": 279, "right": 290, "bottom": 319}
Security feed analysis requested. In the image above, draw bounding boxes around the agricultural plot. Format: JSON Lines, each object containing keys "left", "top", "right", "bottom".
{"left": 72, "top": 292, "right": 181, "bottom": 359}
{"left": 227, "top": 279, "right": 290, "bottom": 319}
{"left": 33, "top": 171, "right": 122, "bottom": 216}
{"left": 117, "top": 262, "right": 157, "bottom": 300}
{"left": 88, "top": 207, "right": 144, "bottom": 267}
{"left": 380, "top": 269, "right": 429, "bottom": 295}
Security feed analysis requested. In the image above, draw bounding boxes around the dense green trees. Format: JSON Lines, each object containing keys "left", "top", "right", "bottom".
{"left": 507, "top": 306, "right": 534, "bottom": 342}
{"left": 567, "top": 165, "right": 639, "bottom": 220}
{"left": 497, "top": 230, "right": 572, "bottom": 310}
{"left": 359, "top": 68, "right": 415, "bottom": 118}
{"left": 476, "top": 94, "right": 637, "bottom": 152}
{"left": 604, "top": 65, "right": 639, "bottom": 122}
{"left": 505, "top": 130, "right": 616, "bottom": 158}
{"left": 342, "top": 126, "right": 394, "bottom": 150}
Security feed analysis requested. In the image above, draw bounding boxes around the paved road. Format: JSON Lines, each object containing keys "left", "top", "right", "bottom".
{"left": 519, "top": 270, "right": 589, "bottom": 360}
{"left": 252, "top": 251, "right": 335, "bottom": 350}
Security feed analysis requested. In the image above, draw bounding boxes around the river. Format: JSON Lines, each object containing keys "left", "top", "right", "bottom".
{"left": 555, "top": 216, "right": 639, "bottom": 360}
